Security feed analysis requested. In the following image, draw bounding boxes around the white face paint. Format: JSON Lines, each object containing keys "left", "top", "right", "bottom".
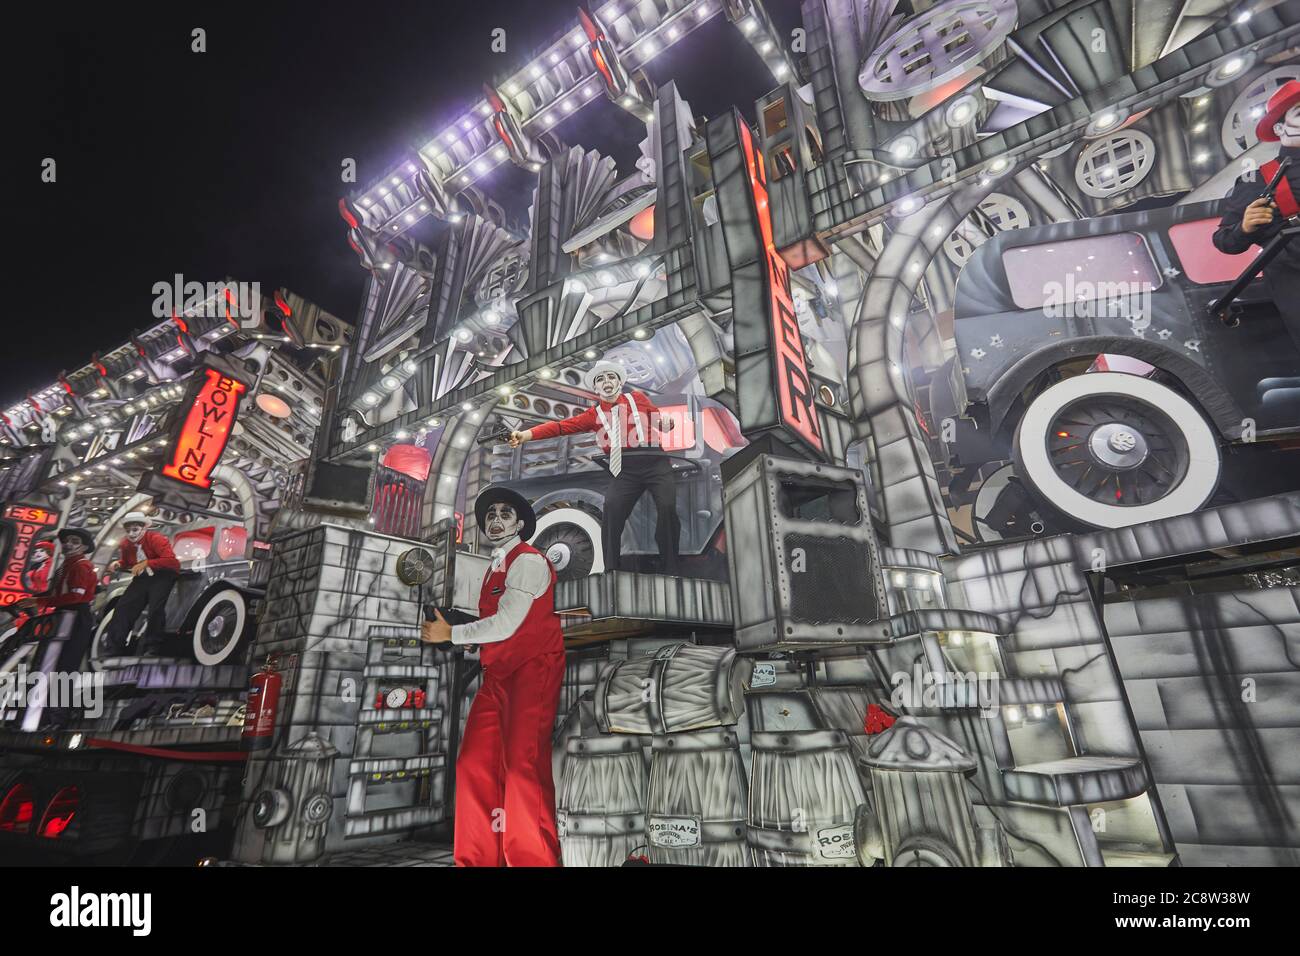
{"left": 61, "top": 539, "right": 86, "bottom": 559}
{"left": 1276, "top": 104, "right": 1300, "bottom": 148}
{"left": 593, "top": 370, "right": 623, "bottom": 401}
{"left": 125, "top": 524, "right": 147, "bottom": 543}
{"left": 484, "top": 503, "right": 522, "bottom": 543}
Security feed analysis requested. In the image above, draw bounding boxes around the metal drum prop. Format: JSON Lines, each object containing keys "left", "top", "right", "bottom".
{"left": 556, "top": 734, "right": 648, "bottom": 867}
{"left": 594, "top": 642, "right": 751, "bottom": 735}
{"left": 646, "top": 728, "right": 749, "bottom": 866}
{"left": 747, "top": 729, "right": 866, "bottom": 866}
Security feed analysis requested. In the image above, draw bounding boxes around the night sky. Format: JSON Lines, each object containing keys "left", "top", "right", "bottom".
{"left": 25, "top": 0, "right": 800, "bottom": 398}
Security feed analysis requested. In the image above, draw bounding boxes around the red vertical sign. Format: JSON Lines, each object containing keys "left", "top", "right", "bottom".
{"left": 161, "top": 369, "right": 247, "bottom": 490}
{"left": 0, "top": 505, "right": 59, "bottom": 605}
{"left": 737, "top": 120, "right": 823, "bottom": 454}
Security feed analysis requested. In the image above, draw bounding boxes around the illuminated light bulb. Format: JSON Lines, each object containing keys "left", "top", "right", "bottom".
{"left": 360, "top": 198, "right": 371, "bottom": 207}
{"left": 562, "top": 99, "right": 576, "bottom": 112}
{"left": 367, "top": 443, "right": 379, "bottom": 452}
{"left": 599, "top": 271, "right": 615, "bottom": 285}
{"left": 1005, "top": 707, "right": 1022, "bottom": 722}
{"left": 633, "top": 328, "right": 648, "bottom": 340}
{"left": 455, "top": 328, "right": 473, "bottom": 343}
{"left": 390, "top": 177, "right": 401, "bottom": 186}
{"left": 740, "top": 17, "right": 756, "bottom": 33}
{"left": 760, "top": 41, "right": 773, "bottom": 53}
{"left": 989, "top": 156, "right": 1010, "bottom": 172}
{"left": 395, "top": 430, "right": 410, "bottom": 440}
{"left": 697, "top": 4, "right": 709, "bottom": 18}
{"left": 378, "top": 187, "right": 389, "bottom": 197}
{"left": 891, "top": 138, "right": 916, "bottom": 160}
{"left": 363, "top": 393, "right": 379, "bottom": 405}
{"left": 539, "top": 368, "right": 554, "bottom": 379}
{"left": 461, "top": 402, "right": 474, "bottom": 412}
{"left": 643, "top": 40, "right": 658, "bottom": 57}
{"left": 621, "top": 96, "right": 634, "bottom": 107}
{"left": 774, "top": 63, "right": 788, "bottom": 78}
{"left": 583, "top": 349, "right": 598, "bottom": 360}
{"left": 544, "top": 112, "right": 557, "bottom": 125}
{"left": 498, "top": 386, "right": 512, "bottom": 396}
{"left": 1030, "top": 705, "right": 1045, "bottom": 719}
{"left": 405, "top": 213, "right": 415, "bottom": 223}
{"left": 1221, "top": 56, "right": 1244, "bottom": 77}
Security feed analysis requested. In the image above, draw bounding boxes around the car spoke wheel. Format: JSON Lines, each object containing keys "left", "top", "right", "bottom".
{"left": 1013, "top": 372, "right": 1220, "bottom": 529}
{"left": 192, "top": 589, "right": 249, "bottom": 667}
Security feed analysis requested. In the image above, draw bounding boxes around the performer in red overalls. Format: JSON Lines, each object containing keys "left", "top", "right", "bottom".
{"left": 421, "top": 486, "right": 565, "bottom": 866}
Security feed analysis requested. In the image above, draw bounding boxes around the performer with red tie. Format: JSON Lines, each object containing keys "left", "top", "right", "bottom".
{"left": 510, "top": 359, "right": 678, "bottom": 574}
{"left": 420, "top": 486, "right": 565, "bottom": 866}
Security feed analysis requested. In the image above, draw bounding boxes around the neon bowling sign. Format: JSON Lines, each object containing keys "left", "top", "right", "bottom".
{"left": 161, "top": 369, "right": 247, "bottom": 490}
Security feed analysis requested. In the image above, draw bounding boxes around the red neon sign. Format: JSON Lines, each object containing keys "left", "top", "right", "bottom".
{"left": 161, "top": 369, "right": 247, "bottom": 490}
{"left": 737, "top": 120, "right": 823, "bottom": 454}
{"left": 0, "top": 504, "right": 59, "bottom": 605}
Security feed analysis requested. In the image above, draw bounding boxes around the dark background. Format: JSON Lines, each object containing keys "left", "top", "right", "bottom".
{"left": 23, "top": 0, "right": 801, "bottom": 396}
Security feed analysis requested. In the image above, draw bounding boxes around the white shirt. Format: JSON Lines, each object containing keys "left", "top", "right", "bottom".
{"left": 451, "top": 535, "right": 553, "bottom": 646}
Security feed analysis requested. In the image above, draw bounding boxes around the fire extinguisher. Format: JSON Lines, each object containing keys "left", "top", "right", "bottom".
{"left": 243, "top": 663, "right": 282, "bottom": 751}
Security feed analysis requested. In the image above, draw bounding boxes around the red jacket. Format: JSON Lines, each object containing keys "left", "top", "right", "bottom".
{"left": 528, "top": 390, "right": 667, "bottom": 454}
{"left": 116, "top": 530, "right": 181, "bottom": 573}
{"left": 36, "top": 555, "right": 98, "bottom": 609}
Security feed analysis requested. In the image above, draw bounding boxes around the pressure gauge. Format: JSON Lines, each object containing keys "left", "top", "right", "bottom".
{"left": 385, "top": 687, "right": 410, "bottom": 709}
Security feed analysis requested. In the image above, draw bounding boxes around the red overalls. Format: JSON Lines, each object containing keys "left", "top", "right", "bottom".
{"left": 453, "top": 541, "right": 566, "bottom": 866}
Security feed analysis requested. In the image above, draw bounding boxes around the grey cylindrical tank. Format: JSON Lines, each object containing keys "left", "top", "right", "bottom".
{"left": 859, "top": 716, "right": 985, "bottom": 867}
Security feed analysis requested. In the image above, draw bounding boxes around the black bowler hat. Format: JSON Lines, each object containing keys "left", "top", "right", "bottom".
{"left": 57, "top": 527, "right": 97, "bottom": 551}
{"left": 473, "top": 486, "right": 537, "bottom": 542}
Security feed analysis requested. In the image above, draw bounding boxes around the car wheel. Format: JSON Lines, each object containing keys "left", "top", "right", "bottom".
{"left": 191, "top": 589, "right": 249, "bottom": 667}
{"left": 1013, "top": 372, "right": 1221, "bottom": 530}
{"left": 533, "top": 509, "right": 604, "bottom": 580}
